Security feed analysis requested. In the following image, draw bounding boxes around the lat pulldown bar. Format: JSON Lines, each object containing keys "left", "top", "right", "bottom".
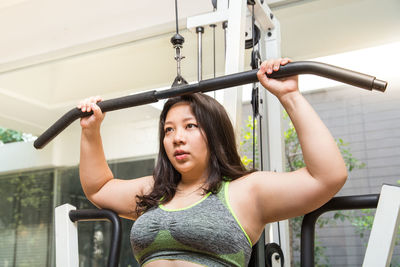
{"left": 33, "top": 61, "right": 387, "bottom": 149}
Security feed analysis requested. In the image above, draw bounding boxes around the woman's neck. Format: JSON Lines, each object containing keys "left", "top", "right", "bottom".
{"left": 178, "top": 172, "right": 208, "bottom": 194}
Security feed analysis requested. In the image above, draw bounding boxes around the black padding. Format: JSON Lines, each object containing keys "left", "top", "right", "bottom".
{"left": 34, "top": 90, "right": 157, "bottom": 149}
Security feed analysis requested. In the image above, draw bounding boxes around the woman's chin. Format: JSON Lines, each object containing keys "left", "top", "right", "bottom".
{"left": 175, "top": 167, "right": 192, "bottom": 175}
{"left": 176, "top": 166, "right": 203, "bottom": 178}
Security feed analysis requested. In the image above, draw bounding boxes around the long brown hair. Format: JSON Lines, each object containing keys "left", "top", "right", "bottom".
{"left": 136, "top": 93, "right": 254, "bottom": 215}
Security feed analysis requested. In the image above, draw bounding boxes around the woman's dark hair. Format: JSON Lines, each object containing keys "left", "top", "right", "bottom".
{"left": 136, "top": 93, "right": 254, "bottom": 215}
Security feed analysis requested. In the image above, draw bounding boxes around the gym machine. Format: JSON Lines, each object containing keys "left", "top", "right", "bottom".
{"left": 36, "top": 1, "right": 394, "bottom": 266}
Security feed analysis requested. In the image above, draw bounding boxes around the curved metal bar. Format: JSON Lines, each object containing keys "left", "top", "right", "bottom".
{"left": 69, "top": 209, "right": 122, "bottom": 267}
{"left": 34, "top": 90, "right": 158, "bottom": 149}
{"left": 300, "top": 194, "right": 380, "bottom": 267}
{"left": 33, "top": 61, "right": 387, "bottom": 149}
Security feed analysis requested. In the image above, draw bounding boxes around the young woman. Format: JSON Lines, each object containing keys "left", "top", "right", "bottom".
{"left": 78, "top": 58, "right": 347, "bottom": 267}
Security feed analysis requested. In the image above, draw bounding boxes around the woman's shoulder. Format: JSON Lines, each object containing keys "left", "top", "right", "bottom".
{"left": 228, "top": 172, "right": 257, "bottom": 194}
{"left": 228, "top": 171, "right": 278, "bottom": 194}
{"left": 127, "top": 175, "right": 155, "bottom": 196}
{"left": 229, "top": 171, "right": 265, "bottom": 184}
{"left": 141, "top": 175, "right": 155, "bottom": 192}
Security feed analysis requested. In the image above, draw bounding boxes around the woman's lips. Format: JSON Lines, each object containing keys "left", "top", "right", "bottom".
{"left": 174, "top": 150, "right": 189, "bottom": 160}
{"left": 175, "top": 153, "right": 189, "bottom": 160}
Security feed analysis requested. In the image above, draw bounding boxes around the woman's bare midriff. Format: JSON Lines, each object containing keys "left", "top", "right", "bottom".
{"left": 144, "top": 259, "right": 204, "bottom": 267}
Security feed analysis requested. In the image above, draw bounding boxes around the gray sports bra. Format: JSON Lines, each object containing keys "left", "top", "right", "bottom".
{"left": 130, "top": 181, "right": 252, "bottom": 266}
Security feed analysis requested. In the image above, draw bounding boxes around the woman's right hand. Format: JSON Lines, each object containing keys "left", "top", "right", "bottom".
{"left": 257, "top": 58, "right": 299, "bottom": 102}
{"left": 77, "top": 96, "right": 105, "bottom": 131}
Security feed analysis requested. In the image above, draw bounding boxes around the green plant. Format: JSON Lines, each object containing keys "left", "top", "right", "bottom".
{"left": 347, "top": 180, "right": 400, "bottom": 244}
{"left": 345, "top": 206, "right": 400, "bottom": 266}
{"left": 0, "top": 127, "right": 36, "bottom": 144}
{"left": 0, "top": 171, "right": 53, "bottom": 266}
{"left": 240, "top": 112, "right": 367, "bottom": 266}
{"left": 0, "top": 127, "right": 24, "bottom": 144}
{"left": 239, "top": 116, "right": 260, "bottom": 169}
{"left": 283, "top": 110, "right": 368, "bottom": 266}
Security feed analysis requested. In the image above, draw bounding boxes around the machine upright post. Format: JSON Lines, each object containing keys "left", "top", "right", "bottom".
{"left": 363, "top": 184, "right": 400, "bottom": 267}
{"left": 221, "top": 0, "right": 247, "bottom": 130}
{"left": 257, "top": 3, "right": 291, "bottom": 266}
{"left": 55, "top": 204, "right": 79, "bottom": 267}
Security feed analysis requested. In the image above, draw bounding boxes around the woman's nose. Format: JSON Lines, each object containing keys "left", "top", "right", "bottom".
{"left": 173, "top": 128, "right": 186, "bottom": 144}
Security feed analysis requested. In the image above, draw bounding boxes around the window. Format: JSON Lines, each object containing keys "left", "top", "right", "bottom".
{"left": 0, "top": 158, "right": 154, "bottom": 267}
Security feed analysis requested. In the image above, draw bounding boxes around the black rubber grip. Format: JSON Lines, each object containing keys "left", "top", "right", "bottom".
{"left": 34, "top": 61, "right": 387, "bottom": 149}
{"left": 34, "top": 90, "right": 157, "bottom": 149}
{"left": 268, "top": 61, "right": 387, "bottom": 92}
{"left": 69, "top": 209, "right": 122, "bottom": 267}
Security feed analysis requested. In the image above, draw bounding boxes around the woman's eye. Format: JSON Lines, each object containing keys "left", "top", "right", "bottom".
{"left": 164, "top": 127, "right": 173, "bottom": 133}
{"left": 186, "top": 123, "right": 198, "bottom": 129}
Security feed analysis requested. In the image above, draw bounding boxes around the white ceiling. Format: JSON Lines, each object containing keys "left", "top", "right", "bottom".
{"left": 0, "top": 0, "right": 399, "bottom": 136}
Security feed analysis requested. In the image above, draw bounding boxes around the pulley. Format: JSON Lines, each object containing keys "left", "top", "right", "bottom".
{"left": 171, "top": 0, "right": 188, "bottom": 87}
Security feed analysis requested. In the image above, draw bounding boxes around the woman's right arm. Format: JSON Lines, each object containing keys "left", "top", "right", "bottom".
{"left": 78, "top": 96, "right": 153, "bottom": 220}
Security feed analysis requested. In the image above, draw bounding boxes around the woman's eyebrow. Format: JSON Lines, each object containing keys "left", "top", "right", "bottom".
{"left": 165, "top": 116, "right": 196, "bottom": 125}
{"left": 182, "top": 117, "right": 196, "bottom": 122}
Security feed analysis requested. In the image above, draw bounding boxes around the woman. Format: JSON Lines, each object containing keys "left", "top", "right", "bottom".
{"left": 78, "top": 58, "right": 347, "bottom": 267}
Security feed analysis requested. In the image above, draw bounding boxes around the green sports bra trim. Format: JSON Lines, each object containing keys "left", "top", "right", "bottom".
{"left": 159, "top": 192, "right": 212, "bottom": 212}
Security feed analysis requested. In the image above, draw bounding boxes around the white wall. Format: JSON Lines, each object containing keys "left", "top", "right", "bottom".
{"left": 0, "top": 0, "right": 212, "bottom": 72}
{"left": 0, "top": 118, "right": 159, "bottom": 173}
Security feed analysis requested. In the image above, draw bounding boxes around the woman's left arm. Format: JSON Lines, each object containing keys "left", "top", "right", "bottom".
{"left": 249, "top": 58, "right": 348, "bottom": 224}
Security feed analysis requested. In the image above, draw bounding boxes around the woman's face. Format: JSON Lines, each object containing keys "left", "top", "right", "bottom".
{"left": 163, "top": 102, "right": 210, "bottom": 179}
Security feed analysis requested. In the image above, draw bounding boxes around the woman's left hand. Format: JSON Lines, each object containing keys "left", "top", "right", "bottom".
{"left": 257, "top": 58, "right": 299, "bottom": 101}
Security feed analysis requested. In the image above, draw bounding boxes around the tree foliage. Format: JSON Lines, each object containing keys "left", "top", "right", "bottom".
{"left": 0, "top": 127, "right": 36, "bottom": 145}
{"left": 239, "top": 116, "right": 260, "bottom": 169}
{"left": 240, "top": 112, "right": 370, "bottom": 267}
{"left": 0, "top": 127, "right": 24, "bottom": 144}
{"left": 283, "top": 110, "right": 367, "bottom": 266}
